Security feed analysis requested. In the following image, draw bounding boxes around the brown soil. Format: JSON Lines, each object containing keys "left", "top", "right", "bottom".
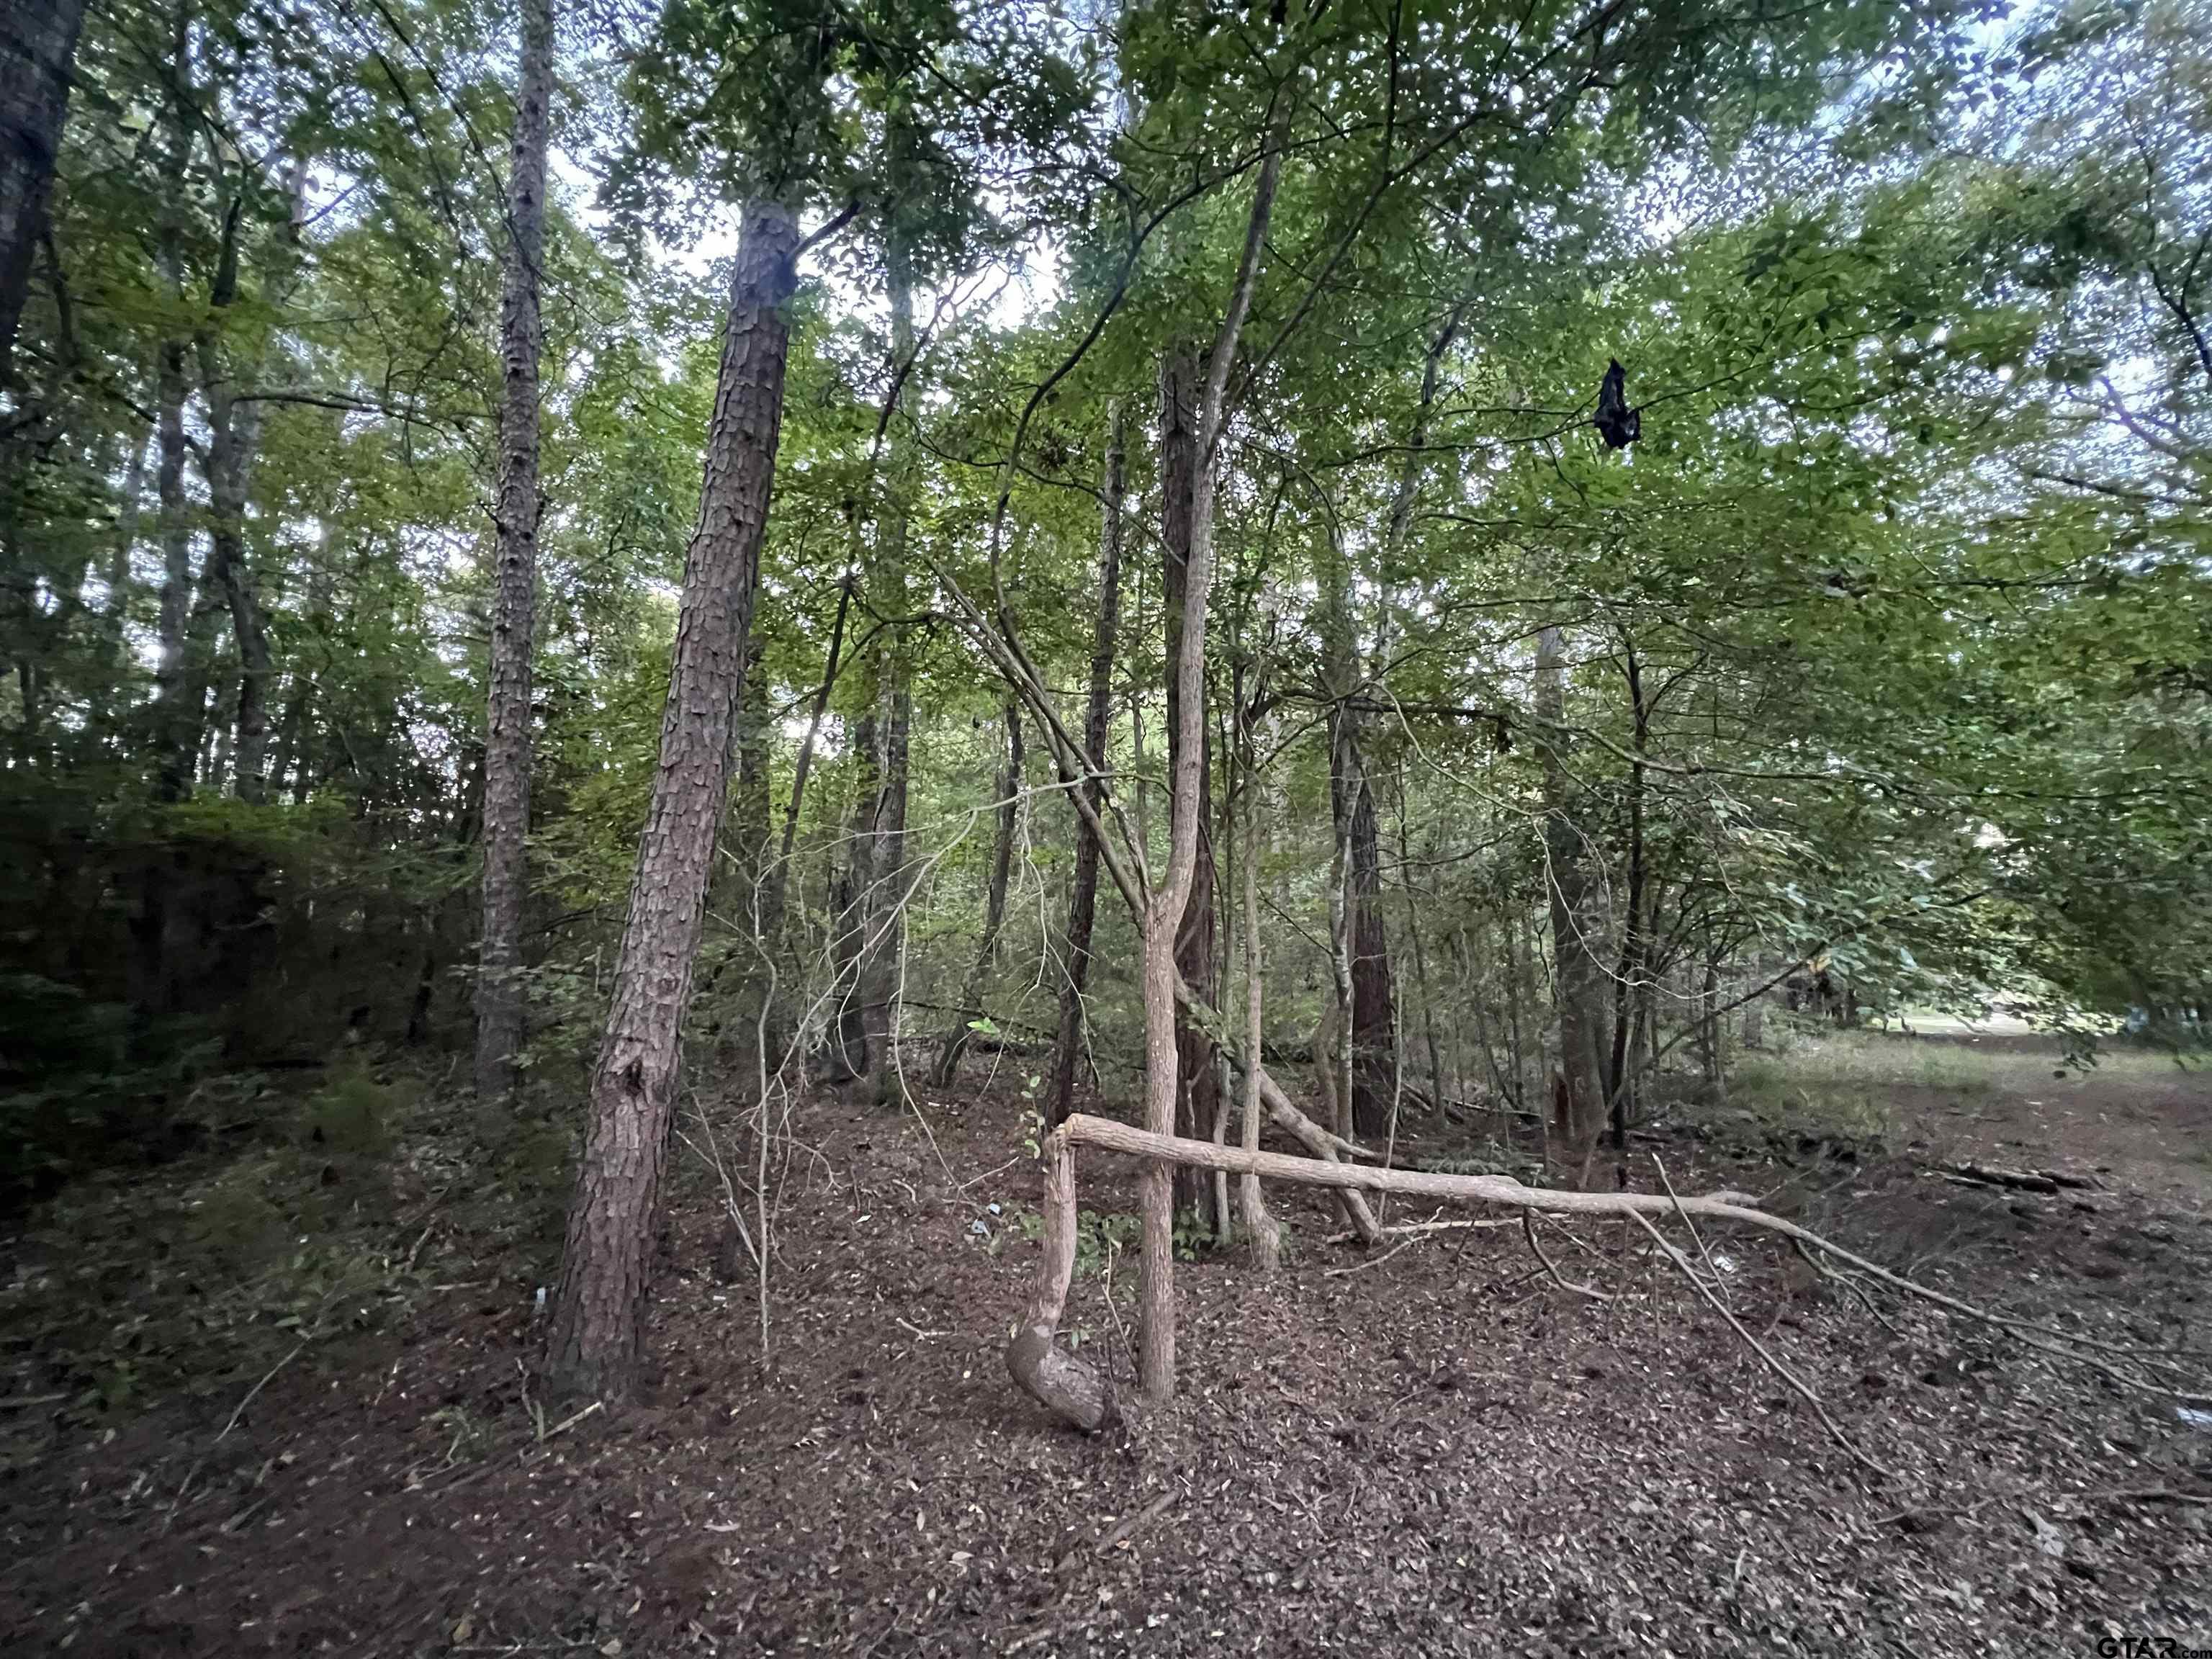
{"left": 3, "top": 1033, "right": 2208, "bottom": 1656}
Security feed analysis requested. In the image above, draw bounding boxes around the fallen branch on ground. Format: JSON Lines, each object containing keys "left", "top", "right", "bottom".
{"left": 1521, "top": 1212, "right": 1611, "bottom": 1303}
{"left": 1938, "top": 1161, "right": 2098, "bottom": 1195}
{"left": 1004, "top": 1115, "right": 2212, "bottom": 1434}
{"left": 1627, "top": 1208, "right": 1894, "bottom": 1480}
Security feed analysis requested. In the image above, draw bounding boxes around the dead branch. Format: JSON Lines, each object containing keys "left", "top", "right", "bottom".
{"left": 1060, "top": 1491, "right": 1177, "bottom": 1569}
{"left": 1653, "top": 1154, "right": 1728, "bottom": 1299}
{"left": 1004, "top": 1115, "right": 2212, "bottom": 1433}
{"left": 1322, "top": 1237, "right": 1419, "bottom": 1278}
{"left": 1521, "top": 1212, "right": 1612, "bottom": 1302}
{"left": 1938, "top": 1162, "right": 2097, "bottom": 1195}
{"left": 1627, "top": 1209, "right": 1894, "bottom": 1480}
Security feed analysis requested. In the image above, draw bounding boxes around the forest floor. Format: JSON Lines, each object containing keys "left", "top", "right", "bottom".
{"left": 2, "top": 1028, "right": 2209, "bottom": 1657}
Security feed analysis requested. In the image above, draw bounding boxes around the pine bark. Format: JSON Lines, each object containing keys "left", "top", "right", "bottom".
{"left": 0, "top": 0, "right": 87, "bottom": 384}
{"left": 544, "top": 199, "right": 801, "bottom": 1403}
{"left": 474, "top": 0, "right": 554, "bottom": 1102}
{"left": 1046, "top": 406, "right": 1125, "bottom": 1125}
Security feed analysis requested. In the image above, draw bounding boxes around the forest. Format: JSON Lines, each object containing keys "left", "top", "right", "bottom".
{"left": 1, "top": 0, "right": 2210, "bottom": 1650}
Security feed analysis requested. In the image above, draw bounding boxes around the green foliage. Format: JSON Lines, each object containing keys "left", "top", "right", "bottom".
{"left": 2, "top": 0, "right": 2208, "bottom": 1238}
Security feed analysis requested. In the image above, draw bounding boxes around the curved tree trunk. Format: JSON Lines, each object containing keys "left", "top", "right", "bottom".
{"left": 474, "top": 0, "right": 555, "bottom": 1102}
{"left": 1046, "top": 405, "right": 1125, "bottom": 1125}
{"left": 1138, "top": 127, "right": 1286, "bottom": 1402}
{"left": 544, "top": 199, "right": 800, "bottom": 1403}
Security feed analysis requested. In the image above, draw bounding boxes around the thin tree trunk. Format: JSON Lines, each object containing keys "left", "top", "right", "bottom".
{"left": 1394, "top": 766, "right": 1446, "bottom": 1118}
{"left": 1318, "top": 527, "right": 1396, "bottom": 1138}
{"left": 0, "top": 0, "right": 88, "bottom": 385}
{"left": 1700, "top": 938, "right": 1726, "bottom": 1094}
{"left": 474, "top": 0, "right": 554, "bottom": 1101}
{"left": 763, "top": 570, "right": 853, "bottom": 945}
{"left": 932, "top": 699, "right": 1022, "bottom": 1084}
{"left": 544, "top": 199, "right": 801, "bottom": 1403}
{"left": 196, "top": 154, "right": 310, "bottom": 804}
{"left": 1138, "top": 122, "right": 1285, "bottom": 1401}
{"left": 151, "top": 338, "right": 196, "bottom": 801}
{"left": 1536, "top": 624, "right": 1607, "bottom": 1184}
{"left": 1236, "top": 659, "right": 1281, "bottom": 1271}
{"left": 1157, "top": 343, "right": 1219, "bottom": 1210}
{"left": 1604, "top": 639, "right": 1648, "bottom": 1150}
{"left": 823, "top": 702, "right": 878, "bottom": 1083}
{"left": 858, "top": 238, "right": 917, "bottom": 1105}
{"left": 1046, "top": 405, "right": 1125, "bottom": 1125}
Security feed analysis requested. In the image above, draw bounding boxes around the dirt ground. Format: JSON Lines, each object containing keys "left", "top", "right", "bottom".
{"left": 2, "top": 1030, "right": 2208, "bottom": 1657}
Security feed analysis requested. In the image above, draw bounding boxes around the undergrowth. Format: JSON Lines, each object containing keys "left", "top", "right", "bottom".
{"left": 0, "top": 1052, "right": 575, "bottom": 1428}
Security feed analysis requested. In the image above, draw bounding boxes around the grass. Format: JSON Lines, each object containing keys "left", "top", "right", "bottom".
{"left": 1712, "top": 1020, "right": 2196, "bottom": 1156}
{"left": 1717, "top": 1025, "right": 2000, "bottom": 1153}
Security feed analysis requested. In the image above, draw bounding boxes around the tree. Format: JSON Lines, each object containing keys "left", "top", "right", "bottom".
{"left": 475, "top": 0, "right": 557, "bottom": 1103}
{"left": 544, "top": 199, "right": 804, "bottom": 1400}
{"left": 0, "top": 0, "right": 87, "bottom": 384}
{"left": 1046, "top": 404, "right": 1125, "bottom": 1126}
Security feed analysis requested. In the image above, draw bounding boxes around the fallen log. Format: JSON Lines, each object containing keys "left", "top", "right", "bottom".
{"left": 1004, "top": 1115, "right": 2208, "bottom": 1434}
{"left": 1939, "top": 1161, "right": 2096, "bottom": 1195}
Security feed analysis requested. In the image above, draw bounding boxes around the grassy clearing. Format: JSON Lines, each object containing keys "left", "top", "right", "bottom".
{"left": 1713, "top": 1022, "right": 2195, "bottom": 1155}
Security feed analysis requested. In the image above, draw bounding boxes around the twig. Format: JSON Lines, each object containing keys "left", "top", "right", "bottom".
{"left": 1522, "top": 1212, "right": 1613, "bottom": 1303}
{"left": 1323, "top": 1215, "right": 1519, "bottom": 1244}
{"left": 1629, "top": 1209, "right": 1894, "bottom": 1480}
{"left": 1059, "top": 1491, "right": 1176, "bottom": 1570}
{"left": 1653, "top": 1154, "right": 1727, "bottom": 1300}
{"left": 541, "top": 1400, "right": 602, "bottom": 1442}
{"left": 1323, "top": 1238, "right": 1418, "bottom": 1278}
{"left": 1871, "top": 1493, "right": 2002, "bottom": 1529}
{"left": 166, "top": 1340, "right": 307, "bottom": 1529}
{"left": 221, "top": 1341, "right": 307, "bottom": 1442}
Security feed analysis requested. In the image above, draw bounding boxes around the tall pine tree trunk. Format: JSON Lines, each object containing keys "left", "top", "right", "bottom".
{"left": 544, "top": 199, "right": 800, "bottom": 1403}
{"left": 0, "top": 0, "right": 87, "bottom": 385}
{"left": 474, "top": 0, "right": 554, "bottom": 1101}
{"left": 1046, "top": 404, "right": 1125, "bottom": 1125}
